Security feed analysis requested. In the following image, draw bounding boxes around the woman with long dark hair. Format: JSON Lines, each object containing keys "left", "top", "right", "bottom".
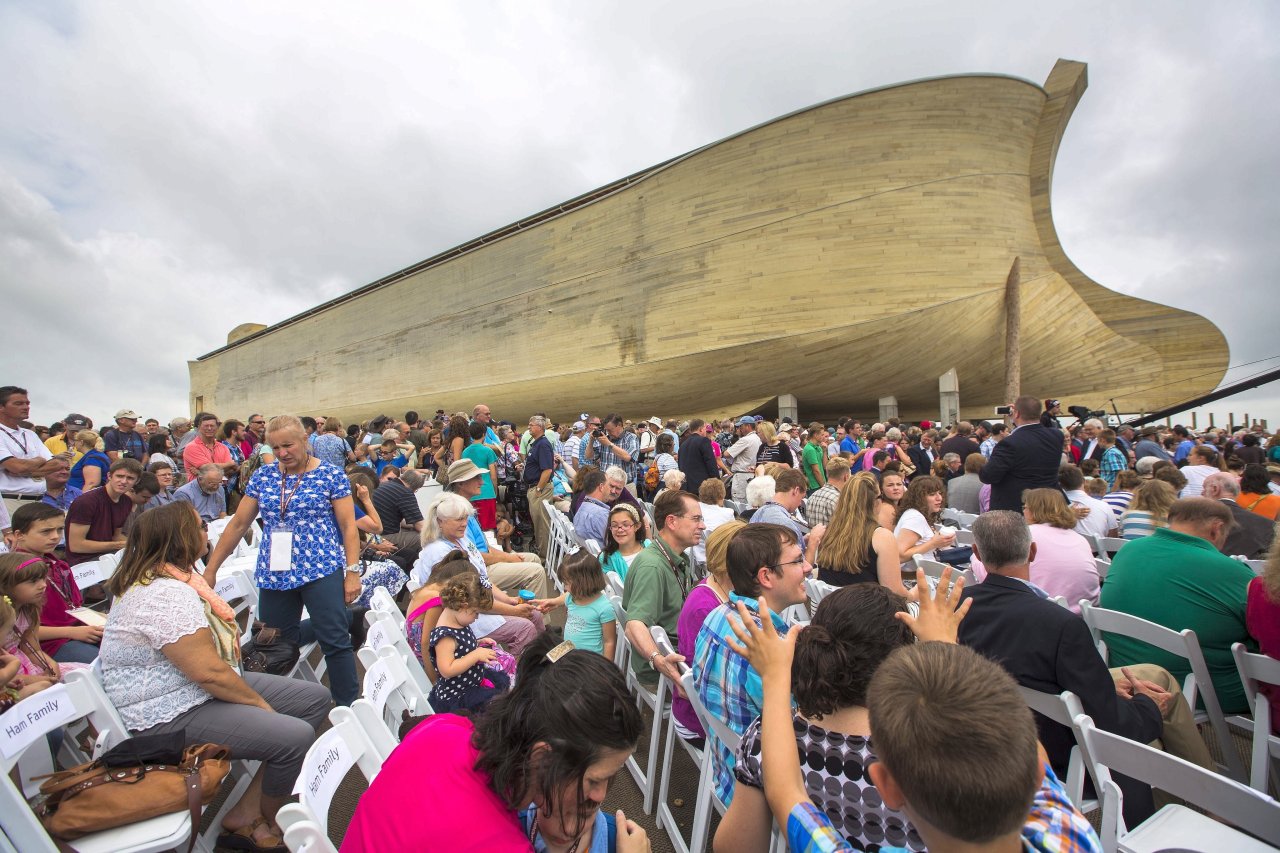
{"left": 343, "top": 633, "right": 650, "bottom": 852}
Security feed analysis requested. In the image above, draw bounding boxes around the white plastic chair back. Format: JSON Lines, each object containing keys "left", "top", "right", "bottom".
{"left": 71, "top": 559, "right": 110, "bottom": 593}
{"left": 584, "top": 538, "right": 602, "bottom": 556}
{"left": 364, "top": 610, "right": 433, "bottom": 695}
{"left": 1229, "top": 642, "right": 1280, "bottom": 793}
{"left": 606, "top": 592, "right": 631, "bottom": 671}
{"left": 804, "top": 577, "right": 837, "bottom": 611}
{"left": 912, "top": 555, "right": 975, "bottom": 586}
{"left": 0, "top": 674, "right": 196, "bottom": 853}
{"left": 1245, "top": 559, "right": 1265, "bottom": 575}
{"left": 1016, "top": 687, "right": 1097, "bottom": 814}
{"left": 1079, "top": 601, "right": 1247, "bottom": 782}
{"left": 276, "top": 707, "right": 385, "bottom": 839}
{"left": 1094, "top": 556, "right": 1111, "bottom": 581}
{"left": 605, "top": 570, "right": 625, "bottom": 599}
{"left": 354, "top": 645, "right": 433, "bottom": 759}
{"left": 368, "top": 586, "right": 404, "bottom": 630}
{"left": 954, "top": 528, "right": 976, "bottom": 545}
{"left": 282, "top": 818, "right": 338, "bottom": 853}
{"left": 1097, "top": 536, "right": 1126, "bottom": 557}
{"left": 1075, "top": 713, "right": 1280, "bottom": 852}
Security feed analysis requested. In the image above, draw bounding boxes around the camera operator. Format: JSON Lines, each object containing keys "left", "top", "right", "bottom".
{"left": 980, "top": 395, "right": 1064, "bottom": 512}
{"left": 582, "top": 413, "right": 639, "bottom": 490}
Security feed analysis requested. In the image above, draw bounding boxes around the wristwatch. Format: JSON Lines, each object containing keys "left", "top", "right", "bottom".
{"left": 647, "top": 649, "right": 662, "bottom": 669}
{"left": 344, "top": 563, "right": 363, "bottom": 576}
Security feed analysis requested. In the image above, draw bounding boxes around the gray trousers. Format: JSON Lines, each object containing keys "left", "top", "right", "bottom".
{"left": 140, "top": 672, "right": 332, "bottom": 797}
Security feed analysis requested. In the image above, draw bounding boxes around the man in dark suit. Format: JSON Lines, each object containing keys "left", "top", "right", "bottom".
{"left": 958, "top": 511, "right": 1215, "bottom": 827}
{"left": 677, "top": 418, "right": 720, "bottom": 497}
{"left": 906, "top": 433, "right": 935, "bottom": 482}
{"left": 979, "top": 396, "right": 1063, "bottom": 512}
{"left": 1203, "top": 472, "right": 1275, "bottom": 558}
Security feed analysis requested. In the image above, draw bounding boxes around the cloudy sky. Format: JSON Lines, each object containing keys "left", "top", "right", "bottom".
{"left": 3, "top": 0, "right": 1277, "bottom": 429}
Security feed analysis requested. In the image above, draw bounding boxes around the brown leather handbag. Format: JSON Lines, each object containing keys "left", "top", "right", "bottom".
{"left": 36, "top": 743, "right": 231, "bottom": 846}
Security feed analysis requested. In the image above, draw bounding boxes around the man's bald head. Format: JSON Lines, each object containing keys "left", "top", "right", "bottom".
{"left": 1201, "top": 472, "right": 1240, "bottom": 500}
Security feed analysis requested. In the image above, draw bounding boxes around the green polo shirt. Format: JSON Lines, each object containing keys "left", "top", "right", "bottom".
{"left": 1099, "top": 526, "right": 1254, "bottom": 713}
{"left": 621, "top": 534, "right": 695, "bottom": 686}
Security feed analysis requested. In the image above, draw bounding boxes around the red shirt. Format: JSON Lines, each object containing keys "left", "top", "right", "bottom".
{"left": 33, "top": 553, "right": 84, "bottom": 655}
{"left": 182, "top": 439, "right": 232, "bottom": 482}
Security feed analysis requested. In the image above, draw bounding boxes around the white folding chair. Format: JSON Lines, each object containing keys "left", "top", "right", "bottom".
{"left": 213, "top": 567, "right": 259, "bottom": 632}
{"left": 1079, "top": 601, "right": 1247, "bottom": 782}
{"left": 71, "top": 560, "right": 110, "bottom": 595}
{"left": 1098, "top": 537, "right": 1127, "bottom": 557}
{"left": 605, "top": 570, "right": 625, "bottom": 600}
{"left": 1075, "top": 713, "right": 1280, "bottom": 852}
{"left": 804, "top": 577, "right": 837, "bottom": 612}
{"left": 1094, "top": 556, "right": 1111, "bottom": 582}
{"left": 609, "top": 597, "right": 669, "bottom": 813}
{"left": 954, "top": 528, "right": 976, "bottom": 545}
{"left": 912, "top": 555, "right": 975, "bottom": 586}
{"left": 940, "top": 507, "right": 962, "bottom": 524}
{"left": 354, "top": 645, "right": 433, "bottom": 759}
{"left": 1228, "top": 642, "right": 1280, "bottom": 794}
{"left": 1245, "top": 559, "right": 1266, "bottom": 575}
{"left": 584, "top": 538, "right": 602, "bottom": 556}
{"left": 684, "top": 667, "right": 740, "bottom": 853}
{"left": 282, "top": 819, "right": 336, "bottom": 853}
{"left": 954, "top": 511, "right": 978, "bottom": 528}
{"left": 368, "top": 587, "right": 404, "bottom": 631}
{"left": 364, "top": 610, "right": 433, "bottom": 695}
{"left": 0, "top": 677, "right": 210, "bottom": 853}
{"left": 1017, "top": 687, "right": 1097, "bottom": 814}
{"left": 275, "top": 707, "right": 385, "bottom": 843}
{"left": 649, "top": 633, "right": 702, "bottom": 853}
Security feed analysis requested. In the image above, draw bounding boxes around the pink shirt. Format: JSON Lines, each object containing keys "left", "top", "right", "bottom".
{"left": 1246, "top": 577, "right": 1280, "bottom": 735}
{"left": 970, "top": 524, "right": 1099, "bottom": 613}
{"left": 182, "top": 440, "right": 232, "bottom": 482}
{"left": 341, "top": 714, "right": 527, "bottom": 852}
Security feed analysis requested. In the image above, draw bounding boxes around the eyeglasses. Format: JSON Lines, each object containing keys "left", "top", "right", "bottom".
{"left": 770, "top": 557, "right": 807, "bottom": 571}
{"left": 676, "top": 514, "right": 704, "bottom": 524}
{"left": 609, "top": 522, "right": 636, "bottom": 531}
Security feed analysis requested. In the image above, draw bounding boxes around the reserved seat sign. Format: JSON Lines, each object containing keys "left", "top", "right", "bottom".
{"left": 1, "top": 683, "right": 77, "bottom": 759}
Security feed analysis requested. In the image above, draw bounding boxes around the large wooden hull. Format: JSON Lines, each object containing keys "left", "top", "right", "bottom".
{"left": 189, "top": 59, "right": 1227, "bottom": 423}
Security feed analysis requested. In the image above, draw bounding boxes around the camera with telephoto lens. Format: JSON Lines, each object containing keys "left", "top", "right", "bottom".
{"left": 1067, "top": 405, "right": 1107, "bottom": 422}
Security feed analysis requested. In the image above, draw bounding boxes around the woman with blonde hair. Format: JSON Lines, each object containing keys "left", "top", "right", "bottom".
{"left": 974, "top": 488, "right": 1098, "bottom": 611}
{"left": 754, "top": 421, "right": 794, "bottom": 472}
{"left": 654, "top": 467, "right": 685, "bottom": 501}
{"left": 674, "top": 520, "right": 746, "bottom": 746}
{"left": 815, "top": 472, "right": 907, "bottom": 593}
{"left": 67, "top": 429, "right": 109, "bottom": 491}
{"left": 200, "top": 414, "right": 361, "bottom": 706}
{"left": 1119, "top": 479, "right": 1177, "bottom": 539}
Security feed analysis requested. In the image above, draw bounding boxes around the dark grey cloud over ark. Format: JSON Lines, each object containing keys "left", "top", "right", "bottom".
{"left": 2, "top": 0, "right": 1277, "bottom": 426}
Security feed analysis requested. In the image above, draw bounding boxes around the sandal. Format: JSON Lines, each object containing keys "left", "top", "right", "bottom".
{"left": 217, "top": 816, "right": 287, "bottom": 853}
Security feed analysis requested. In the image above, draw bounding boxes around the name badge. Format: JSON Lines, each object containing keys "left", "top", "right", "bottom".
{"left": 270, "top": 522, "right": 294, "bottom": 573}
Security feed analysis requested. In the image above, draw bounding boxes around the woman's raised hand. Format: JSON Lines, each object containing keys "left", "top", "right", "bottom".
{"left": 615, "top": 809, "right": 650, "bottom": 852}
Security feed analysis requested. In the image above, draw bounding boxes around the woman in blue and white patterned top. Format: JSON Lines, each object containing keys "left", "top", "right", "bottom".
{"left": 203, "top": 415, "right": 361, "bottom": 705}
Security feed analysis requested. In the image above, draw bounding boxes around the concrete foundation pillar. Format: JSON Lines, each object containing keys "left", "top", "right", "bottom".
{"left": 778, "top": 394, "right": 799, "bottom": 424}
{"left": 939, "top": 369, "right": 960, "bottom": 428}
{"left": 879, "top": 396, "right": 899, "bottom": 422}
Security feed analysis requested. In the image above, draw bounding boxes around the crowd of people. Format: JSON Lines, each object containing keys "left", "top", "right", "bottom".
{"left": 3, "top": 382, "right": 1280, "bottom": 852}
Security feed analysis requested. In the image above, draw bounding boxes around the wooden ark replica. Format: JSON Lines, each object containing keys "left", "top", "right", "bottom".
{"left": 190, "top": 59, "right": 1227, "bottom": 424}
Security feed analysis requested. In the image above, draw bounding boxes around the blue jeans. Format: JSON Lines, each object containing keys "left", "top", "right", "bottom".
{"left": 257, "top": 569, "right": 357, "bottom": 706}
{"left": 53, "top": 639, "right": 100, "bottom": 664}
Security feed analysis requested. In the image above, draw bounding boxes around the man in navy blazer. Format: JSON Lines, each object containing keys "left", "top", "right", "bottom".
{"left": 958, "top": 511, "right": 1215, "bottom": 828}
{"left": 978, "top": 396, "right": 1063, "bottom": 511}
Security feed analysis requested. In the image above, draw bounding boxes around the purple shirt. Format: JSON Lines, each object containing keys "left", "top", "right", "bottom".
{"left": 673, "top": 582, "right": 724, "bottom": 737}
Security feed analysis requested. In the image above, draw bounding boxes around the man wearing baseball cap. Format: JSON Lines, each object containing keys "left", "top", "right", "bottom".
{"left": 44, "top": 413, "right": 91, "bottom": 463}
{"left": 724, "top": 416, "right": 763, "bottom": 503}
{"left": 103, "top": 408, "right": 148, "bottom": 466}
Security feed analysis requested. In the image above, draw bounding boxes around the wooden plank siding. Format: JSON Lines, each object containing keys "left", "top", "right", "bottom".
{"left": 190, "top": 60, "right": 1227, "bottom": 424}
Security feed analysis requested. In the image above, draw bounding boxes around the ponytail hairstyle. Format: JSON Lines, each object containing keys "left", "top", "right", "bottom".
{"left": 0, "top": 553, "right": 51, "bottom": 644}
{"left": 473, "top": 632, "right": 642, "bottom": 838}
{"left": 438, "top": 573, "right": 493, "bottom": 612}
{"left": 792, "top": 584, "right": 914, "bottom": 719}
{"left": 561, "top": 550, "right": 605, "bottom": 599}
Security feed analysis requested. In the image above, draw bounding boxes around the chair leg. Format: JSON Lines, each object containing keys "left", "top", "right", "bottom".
{"left": 688, "top": 746, "right": 716, "bottom": 853}
{"left": 654, "top": 714, "right": 692, "bottom": 853}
